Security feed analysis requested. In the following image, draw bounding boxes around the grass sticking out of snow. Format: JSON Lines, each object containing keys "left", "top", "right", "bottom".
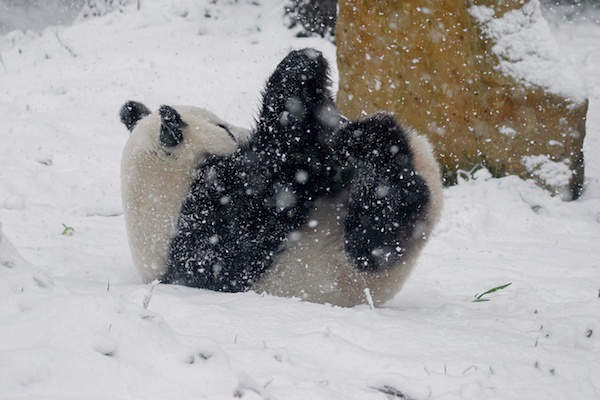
{"left": 473, "top": 282, "right": 512, "bottom": 302}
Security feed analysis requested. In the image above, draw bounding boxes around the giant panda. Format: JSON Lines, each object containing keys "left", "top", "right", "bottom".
{"left": 120, "top": 48, "right": 442, "bottom": 307}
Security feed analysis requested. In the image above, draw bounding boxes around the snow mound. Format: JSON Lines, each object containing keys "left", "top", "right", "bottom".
{"left": 0, "top": 222, "right": 246, "bottom": 399}
{"left": 0, "top": 222, "right": 29, "bottom": 270}
{"left": 522, "top": 154, "right": 573, "bottom": 191}
{"left": 0, "top": 221, "right": 55, "bottom": 299}
{"left": 469, "top": 0, "right": 586, "bottom": 103}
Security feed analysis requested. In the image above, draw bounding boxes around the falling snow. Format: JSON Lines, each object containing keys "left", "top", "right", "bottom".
{"left": 0, "top": 1, "right": 599, "bottom": 399}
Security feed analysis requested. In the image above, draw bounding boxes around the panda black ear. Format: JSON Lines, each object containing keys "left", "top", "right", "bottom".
{"left": 159, "top": 105, "right": 186, "bottom": 147}
{"left": 120, "top": 101, "right": 151, "bottom": 132}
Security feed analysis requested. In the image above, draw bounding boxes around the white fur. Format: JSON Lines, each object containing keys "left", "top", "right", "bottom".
{"left": 121, "top": 106, "right": 249, "bottom": 282}
{"left": 253, "top": 130, "right": 443, "bottom": 306}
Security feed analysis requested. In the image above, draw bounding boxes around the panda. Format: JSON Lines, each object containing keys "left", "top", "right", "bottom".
{"left": 120, "top": 48, "right": 442, "bottom": 307}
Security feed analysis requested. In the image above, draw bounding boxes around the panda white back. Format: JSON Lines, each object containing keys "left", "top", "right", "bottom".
{"left": 120, "top": 104, "right": 249, "bottom": 282}
{"left": 254, "top": 128, "right": 442, "bottom": 306}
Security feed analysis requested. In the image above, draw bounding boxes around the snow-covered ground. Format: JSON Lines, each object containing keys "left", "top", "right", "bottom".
{"left": 1, "top": 1, "right": 599, "bottom": 399}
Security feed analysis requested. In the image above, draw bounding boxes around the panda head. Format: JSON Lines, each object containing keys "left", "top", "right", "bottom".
{"left": 120, "top": 101, "right": 249, "bottom": 168}
{"left": 119, "top": 101, "right": 250, "bottom": 282}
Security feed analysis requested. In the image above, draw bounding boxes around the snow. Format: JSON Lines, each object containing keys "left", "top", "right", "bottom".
{"left": 0, "top": 0, "right": 80, "bottom": 34}
{"left": 1, "top": 1, "right": 599, "bottom": 399}
{"left": 498, "top": 125, "right": 518, "bottom": 138}
{"left": 521, "top": 154, "right": 572, "bottom": 190}
{"left": 469, "top": 0, "right": 587, "bottom": 104}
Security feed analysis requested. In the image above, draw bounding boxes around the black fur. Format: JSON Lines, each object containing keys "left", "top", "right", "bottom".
{"left": 162, "top": 49, "right": 431, "bottom": 291}
{"left": 334, "top": 113, "right": 431, "bottom": 271}
{"left": 159, "top": 105, "right": 186, "bottom": 147}
{"left": 120, "top": 100, "right": 151, "bottom": 132}
{"left": 162, "top": 48, "right": 345, "bottom": 291}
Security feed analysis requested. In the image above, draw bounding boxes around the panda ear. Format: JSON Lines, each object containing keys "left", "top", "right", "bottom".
{"left": 120, "top": 101, "right": 151, "bottom": 132}
{"left": 159, "top": 105, "right": 186, "bottom": 147}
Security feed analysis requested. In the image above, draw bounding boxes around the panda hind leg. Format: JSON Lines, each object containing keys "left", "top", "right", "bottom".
{"left": 336, "top": 113, "right": 431, "bottom": 271}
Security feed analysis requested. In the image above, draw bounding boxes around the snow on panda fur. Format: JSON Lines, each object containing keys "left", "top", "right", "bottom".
{"left": 120, "top": 48, "right": 442, "bottom": 307}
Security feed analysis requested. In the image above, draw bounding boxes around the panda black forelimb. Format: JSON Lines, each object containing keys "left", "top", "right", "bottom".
{"left": 120, "top": 100, "right": 151, "bottom": 132}
{"left": 164, "top": 48, "right": 344, "bottom": 291}
{"left": 335, "top": 113, "right": 431, "bottom": 271}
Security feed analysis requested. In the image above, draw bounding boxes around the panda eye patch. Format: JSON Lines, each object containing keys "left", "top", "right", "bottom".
{"left": 217, "top": 123, "right": 237, "bottom": 143}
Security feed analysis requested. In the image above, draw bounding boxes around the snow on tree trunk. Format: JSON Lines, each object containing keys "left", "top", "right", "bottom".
{"left": 336, "top": 0, "right": 587, "bottom": 200}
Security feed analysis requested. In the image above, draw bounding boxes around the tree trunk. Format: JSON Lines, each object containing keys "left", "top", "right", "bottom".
{"left": 337, "top": 0, "right": 587, "bottom": 199}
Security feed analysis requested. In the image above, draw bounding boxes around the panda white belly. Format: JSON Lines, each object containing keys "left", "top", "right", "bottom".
{"left": 253, "top": 190, "right": 371, "bottom": 306}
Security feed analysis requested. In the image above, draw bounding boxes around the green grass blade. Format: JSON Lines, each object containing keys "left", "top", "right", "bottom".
{"left": 473, "top": 282, "right": 512, "bottom": 302}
